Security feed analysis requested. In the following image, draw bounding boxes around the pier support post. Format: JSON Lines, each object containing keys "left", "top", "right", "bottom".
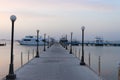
{"left": 98, "top": 56, "right": 101, "bottom": 77}
{"left": 75, "top": 48, "right": 77, "bottom": 57}
{"left": 47, "top": 36, "right": 49, "bottom": 48}
{"left": 35, "top": 30, "right": 40, "bottom": 58}
{"left": 6, "top": 15, "right": 16, "bottom": 80}
{"left": 79, "top": 48, "right": 80, "bottom": 59}
{"left": 43, "top": 34, "right": 46, "bottom": 51}
{"left": 28, "top": 50, "right": 30, "bottom": 62}
{"left": 21, "top": 52, "right": 23, "bottom": 66}
{"left": 70, "top": 32, "right": 73, "bottom": 54}
{"left": 33, "top": 49, "right": 34, "bottom": 58}
{"left": 66, "top": 34, "right": 68, "bottom": 50}
{"left": 80, "top": 26, "right": 86, "bottom": 65}
{"left": 89, "top": 52, "right": 91, "bottom": 67}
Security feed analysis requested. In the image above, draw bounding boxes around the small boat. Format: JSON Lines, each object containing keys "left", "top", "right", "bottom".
{"left": 95, "top": 37, "right": 104, "bottom": 46}
{"left": 18, "top": 36, "right": 45, "bottom": 46}
{"left": 0, "top": 43, "right": 6, "bottom": 46}
{"left": 68, "top": 40, "right": 79, "bottom": 46}
{"left": 71, "top": 40, "right": 79, "bottom": 46}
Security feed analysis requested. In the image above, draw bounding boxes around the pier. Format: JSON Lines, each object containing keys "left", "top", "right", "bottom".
{"left": 4, "top": 43, "right": 101, "bottom": 80}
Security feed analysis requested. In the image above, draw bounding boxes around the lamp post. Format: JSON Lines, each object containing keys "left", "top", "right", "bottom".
{"left": 80, "top": 26, "right": 86, "bottom": 65}
{"left": 47, "top": 36, "right": 49, "bottom": 48}
{"left": 35, "top": 30, "right": 39, "bottom": 58}
{"left": 43, "top": 33, "right": 46, "bottom": 51}
{"left": 70, "top": 32, "right": 73, "bottom": 54}
{"left": 6, "top": 15, "right": 16, "bottom": 79}
{"left": 66, "top": 34, "right": 68, "bottom": 50}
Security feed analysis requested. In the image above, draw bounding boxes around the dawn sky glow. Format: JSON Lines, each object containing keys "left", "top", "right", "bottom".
{"left": 0, "top": 0, "right": 120, "bottom": 40}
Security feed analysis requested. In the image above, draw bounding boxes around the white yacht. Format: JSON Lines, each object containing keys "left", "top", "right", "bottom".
{"left": 95, "top": 37, "right": 104, "bottom": 46}
{"left": 18, "top": 36, "right": 45, "bottom": 46}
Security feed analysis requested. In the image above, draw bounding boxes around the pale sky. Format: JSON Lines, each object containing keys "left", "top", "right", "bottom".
{"left": 0, "top": 0, "right": 120, "bottom": 41}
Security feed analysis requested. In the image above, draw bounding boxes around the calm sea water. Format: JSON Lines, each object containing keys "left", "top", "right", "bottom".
{"left": 71, "top": 45, "right": 120, "bottom": 80}
{"left": 0, "top": 41, "right": 44, "bottom": 80}
{"left": 0, "top": 41, "right": 120, "bottom": 80}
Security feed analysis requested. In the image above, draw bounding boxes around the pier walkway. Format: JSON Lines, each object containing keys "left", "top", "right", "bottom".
{"left": 15, "top": 43, "right": 100, "bottom": 80}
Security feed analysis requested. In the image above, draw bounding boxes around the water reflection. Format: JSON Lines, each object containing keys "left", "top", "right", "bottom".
{"left": 71, "top": 45, "right": 120, "bottom": 80}
{"left": 0, "top": 41, "right": 44, "bottom": 79}
{"left": 0, "top": 42, "right": 120, "bottom": 80}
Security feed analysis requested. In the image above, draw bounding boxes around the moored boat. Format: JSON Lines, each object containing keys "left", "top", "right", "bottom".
{"left": 18, "top": 36, "right": 45, "bottom": 46}
{"left": 95, "top": 37, "right": 104, "bottom": 46}
{"left": 0, "top": 43, "right": 6, "bottom": 46}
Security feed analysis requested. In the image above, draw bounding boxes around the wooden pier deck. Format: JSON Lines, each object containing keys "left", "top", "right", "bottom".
{"left": 9, "top": 43, "right": 100, "bottom": 80}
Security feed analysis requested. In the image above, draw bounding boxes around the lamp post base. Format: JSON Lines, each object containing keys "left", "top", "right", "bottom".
{"left": 80, "top": 62, "right": 86, "bottom": 65}
{"left": 6, "top": 74, "right": 16, "bottom": 80}
{"left": 35, "top": 55, "right": 39, "bottom": 58}
{"left": 70, "top": 51, "right": 72, "bottom": 54}
{"left": 35, "top": 51, "right": 39, "bottom": 58}
{"left": 43, "top": 47, "right": 46, "bottom": 51}
{"left": 66, "top": 46, "right": 67, "bottom": 50}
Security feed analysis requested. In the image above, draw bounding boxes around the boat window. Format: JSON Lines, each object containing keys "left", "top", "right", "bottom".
{"left": 29, "top": 36, "right": 33, "bottom": 38}
{"left": 26, "top": 36, "right": 33, "bottom": 38}
{"left": 23, "top": 39, "right": 31, "bottom": 41}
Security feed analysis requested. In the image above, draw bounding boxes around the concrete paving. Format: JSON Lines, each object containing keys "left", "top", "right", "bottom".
{"left": 15, "top": 43, "right": 100, "bottom": 80}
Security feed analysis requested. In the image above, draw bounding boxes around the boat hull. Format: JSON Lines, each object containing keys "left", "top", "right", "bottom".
{"left": 18, "top": 41, "right": 45, "bottom": 46}
{"left": 0, "top": 43, "right": 6, "bottom": 46}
